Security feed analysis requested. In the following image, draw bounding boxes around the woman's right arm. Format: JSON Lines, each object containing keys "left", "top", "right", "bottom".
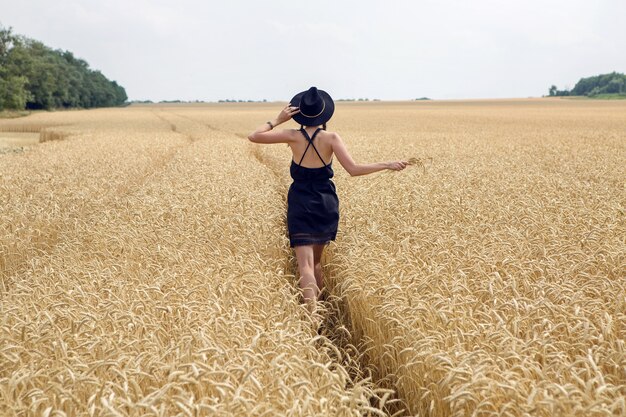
{"left": 331, "top": 133, "right": 407, "bottom": 176}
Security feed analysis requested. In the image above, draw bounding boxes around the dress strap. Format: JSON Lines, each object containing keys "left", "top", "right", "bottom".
{"left": 298, "top": 127, "right": 327, "bottom": 166}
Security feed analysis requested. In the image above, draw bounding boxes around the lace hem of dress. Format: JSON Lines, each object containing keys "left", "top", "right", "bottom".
{"left": 289, "top": 232, "right": 336, "bottom": 248}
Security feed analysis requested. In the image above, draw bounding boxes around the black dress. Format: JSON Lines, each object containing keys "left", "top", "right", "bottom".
{"left": 287, "top": 128, "right": 339, "bottom": 247}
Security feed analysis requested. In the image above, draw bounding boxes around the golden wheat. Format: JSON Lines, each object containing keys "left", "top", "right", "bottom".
{"left": 1, "top": 100, "right": 624, "bottom": 416}
{"left": 0, "top": 107, "right": 386, "bottom": 416}
{"left": 325, "top": 100, "right": 625, "bottom": 416}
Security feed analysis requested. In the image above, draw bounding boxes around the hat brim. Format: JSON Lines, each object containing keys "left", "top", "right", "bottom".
{"left": 289, "top": 89, "right": 335, "bottom": 126}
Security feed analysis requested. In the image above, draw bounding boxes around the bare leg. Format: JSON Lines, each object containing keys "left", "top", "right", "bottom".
{"left": 294, "top": 245, "right": 318, "bottom": 311}
{"left": 313, "top": 244, "right": 325, "bottom": 291}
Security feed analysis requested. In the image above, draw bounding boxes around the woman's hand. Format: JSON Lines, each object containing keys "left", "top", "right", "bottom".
{"left": 387, "top": 161, "right": 408, "bottom": 171}
{"left": 275, "top": 105, "right": 300, "bottom": 126}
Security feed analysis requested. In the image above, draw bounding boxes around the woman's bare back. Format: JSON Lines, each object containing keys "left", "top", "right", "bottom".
{"left": 288, "top": 127, "right": 334, "bottom": 168}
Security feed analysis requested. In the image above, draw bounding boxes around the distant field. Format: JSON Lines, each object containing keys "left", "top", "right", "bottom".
{"left": 561, "top": 94, "right": 626, "bottom": 100}
{"left": 0, "top": 132, "right": 40, "bottom": 149}
{"left": 587, "top": 93, "right": 626, "bottom": 100}
{"left": 1, "top": 99, "right": 624, "bottom": 416}
{"left": 0, "top": 110, "right": 31, "bottom": 119}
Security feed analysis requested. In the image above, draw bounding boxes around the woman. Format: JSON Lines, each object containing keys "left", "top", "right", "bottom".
{"left": 248, "top": 87, "right": 407, "bottom": 309}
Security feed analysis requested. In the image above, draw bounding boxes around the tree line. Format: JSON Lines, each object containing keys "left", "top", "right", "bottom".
{"left": 0, "top": 25, "right": 127, "bottom": 110}
{"left": 549, "top": 72, "right": 626, "bottom": 97}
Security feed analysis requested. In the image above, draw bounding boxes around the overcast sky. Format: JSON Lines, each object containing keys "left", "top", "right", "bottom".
{"left": 1, "top": 0, "right": 625, "bottom": 101}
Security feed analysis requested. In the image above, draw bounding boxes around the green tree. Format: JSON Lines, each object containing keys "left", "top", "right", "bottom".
{"left": 0, "top": 75, "right": 30, "bottom": 109}
{"left": 0, "top": 23, "right": 128, "bottom": 110}
{"left": 605, "top": 77, "right": 624, "bottom": 94}
{"left": 571, "top": 72, "right": 626, "bottom": 96}
{"left": 0, "top": 26, "right": 30, "bottom": 110}
{"left": 549, "top": 85, "right": 557, "bottom": 96}
{"left": 0, "top": 25, "right": 16, "bottom": 57}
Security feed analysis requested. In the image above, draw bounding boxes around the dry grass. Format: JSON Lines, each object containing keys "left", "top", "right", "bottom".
{"left": 1, "top": 100, "right": 624, "bottom": 416}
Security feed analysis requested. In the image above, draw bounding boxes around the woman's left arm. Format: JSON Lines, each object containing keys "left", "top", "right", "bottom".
{"left": 248, "top": 105, "right": 300, "bottom": 144}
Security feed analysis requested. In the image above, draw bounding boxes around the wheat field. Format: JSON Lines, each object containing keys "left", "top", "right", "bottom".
{"left": 1, "top": 99, "right": 624, "bottom": 416}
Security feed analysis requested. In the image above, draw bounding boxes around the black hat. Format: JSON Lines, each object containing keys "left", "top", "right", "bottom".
{"left": 290, "top": 87, "right": 335, "bottom": 126}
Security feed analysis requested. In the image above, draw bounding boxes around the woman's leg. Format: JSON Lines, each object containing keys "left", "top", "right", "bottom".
{"left": 294, "top": 245, "right": 318, "bottom": 310}
{"left": 313, "top": 244, "right": 325, "bottom": 291}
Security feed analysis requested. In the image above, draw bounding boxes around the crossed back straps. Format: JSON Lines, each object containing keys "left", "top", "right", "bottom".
{"left": 296, "top": 127, "right": 328, "bottom": 167}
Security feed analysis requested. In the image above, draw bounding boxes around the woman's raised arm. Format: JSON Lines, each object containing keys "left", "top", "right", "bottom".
{"left": 248, "top": 105, "right": 300, "bottom": 144}
{"left": 331, "top": 132, "right": 407, "bottom": 176}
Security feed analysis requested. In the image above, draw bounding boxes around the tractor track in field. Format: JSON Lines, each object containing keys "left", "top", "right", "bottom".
{"left": 163, "top": 112, "right": 402, "bottom": 413}
{"left": 240, "top": 137, "right": 405, "bottom": 416}
{"left": 168, "top": 111, "right": 221, "bottom": 133}
{"left": 113, "top": 111, "right": 198, "bottom": 197}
